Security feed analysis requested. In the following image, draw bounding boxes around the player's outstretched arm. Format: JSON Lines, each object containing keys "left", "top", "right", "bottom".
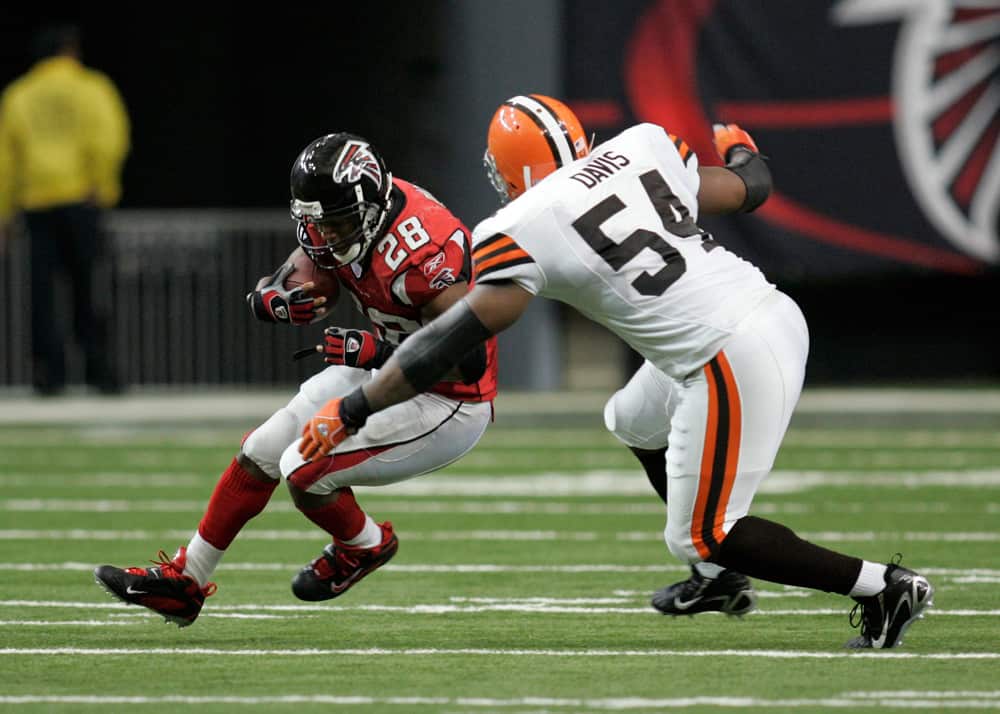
{"left": 298, "top": 281, "right": 532, "bottom": 459}
{"left": 697, "top": 123, "right": 771, "bottom": 215}
{"left": 420, "top": 280, "right": 491, "bottom": 384}
{"left": 367, "top": 281, "right": 532, "bottom": 410}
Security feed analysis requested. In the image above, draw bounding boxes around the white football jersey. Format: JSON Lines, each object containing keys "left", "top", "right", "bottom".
{"left": 472, "top": 123, "right": 776, "bottom": 379}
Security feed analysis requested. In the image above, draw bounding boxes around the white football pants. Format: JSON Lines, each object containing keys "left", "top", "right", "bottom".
{"left": 604, "top": 290, "right": 809, "bottom": 563}
{"left": 241, "top": 364, "right": 492, "bottom": 495}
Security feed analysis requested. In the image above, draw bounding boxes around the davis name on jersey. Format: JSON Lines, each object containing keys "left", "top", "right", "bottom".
{"left": 472, "top": 123, "right": 776, "bottom": 380}
{"left": 337, "top": 178, "right": 497, "bottom": 402}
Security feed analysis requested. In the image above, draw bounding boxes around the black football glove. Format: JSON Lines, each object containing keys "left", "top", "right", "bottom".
{"left": 322, "top": 327, "right": 394, "bottom": 369}
{"left": 247, "top": 263, "right": 324, "bottom": 325}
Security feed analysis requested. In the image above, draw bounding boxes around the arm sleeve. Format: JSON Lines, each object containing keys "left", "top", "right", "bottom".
{"left": 397, "top": 299, "right": 493, "bottom": 394}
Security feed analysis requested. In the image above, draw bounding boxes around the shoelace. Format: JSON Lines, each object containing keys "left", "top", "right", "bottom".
{"left": 154, "top": 550, "right": 182, "bottom": 574}
{"left": 848, "top": 552, "right": 904, "bottom": 637}
{"left": 849, "top": 601, "right": 868, "bottom": 634}
{"left": 132, "top": 550, "right": 217, "bottom": 596}
{"left": 315, "top": 539, "right": 383, "bottom": 583}
{"left": 125, "top": 549, "right": 176, "bottom": 577}
{"left": 313, "top": 545, "right": 360, "bottom": 581}
{"left": 681, "top": 570, "right": 712, "bottom": 599}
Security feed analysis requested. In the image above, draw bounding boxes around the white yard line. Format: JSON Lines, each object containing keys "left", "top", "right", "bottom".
{"left": 1, "top": 562, "right": 686, "bottom": 573}
{"left": 0, "top": 600, "right": 995, "bottom": 617}
{"left": 1, "top": 498, "right": 988, "bottom": 515}
{"left": 3, "top": 470, "right": 1000, "bottom": 495}
{"left": 3, "top": 528, "right": 999, "bottom": 542}
{"left": 2, "top": 387, "right": 1000, "bottom": 425}
{"left": 4, "top": 563, "right": 999, "bottom": 577}
{"left": 0, "top": 693, "right": 999, "bottom": 709}
{"left": 1, "top": 646, "right": 998, "bottom": 660}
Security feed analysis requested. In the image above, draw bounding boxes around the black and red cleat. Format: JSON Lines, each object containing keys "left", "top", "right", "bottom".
{"left": 94, "top": 547, "right": 216, "bottom": 627}
{"left": 292, "top": 521, "right": 398, "bottom": 601}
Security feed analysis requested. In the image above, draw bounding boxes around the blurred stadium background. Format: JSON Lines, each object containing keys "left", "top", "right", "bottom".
{"left": 2, "top": 1, "right": 998, "bottom": 393}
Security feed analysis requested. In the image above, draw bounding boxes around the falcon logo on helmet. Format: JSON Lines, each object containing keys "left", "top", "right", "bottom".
{"left": 289, "top": 133, "right": 394, "bottom": 269}
{"left": 333, "top": 140, "right": 384, "bottom": 191}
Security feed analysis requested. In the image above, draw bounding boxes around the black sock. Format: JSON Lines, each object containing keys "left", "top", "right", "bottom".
{"left": 629, "top": 446, "right": 667, "bottom": 504}
{"left": 711, "top": 516, "right": 862, "bottom": 594}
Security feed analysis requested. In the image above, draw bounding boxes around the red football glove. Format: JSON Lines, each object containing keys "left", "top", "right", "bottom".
{"left": 247, "top": 263, "right": 327, "bottom": 325}
{"left": 322, "top": 327, "right": 391, "bottom": 369}
{"left": 300, "top": 397, "right": 350, "bottom": 461}
{"left": 712, "top": 123, "right": 760, "bottom": 164}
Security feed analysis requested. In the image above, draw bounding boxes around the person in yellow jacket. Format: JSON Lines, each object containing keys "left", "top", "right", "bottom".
{"left": 0, "top": 25, "right": 130, "bottom": 395}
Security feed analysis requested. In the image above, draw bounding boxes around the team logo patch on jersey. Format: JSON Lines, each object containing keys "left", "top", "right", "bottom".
{"left": 333, "top": 140, "right": 383, "bottom": 190}
{"left": 422, "top": 251, "right": 447, "bottom": 276}
{"left": 429, "top": 267, "right": 457, "bottom": 290}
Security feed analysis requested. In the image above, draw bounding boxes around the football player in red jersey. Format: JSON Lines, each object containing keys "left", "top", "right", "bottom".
{"left": 94, "top": 133, "right": 498, "bottom": 626}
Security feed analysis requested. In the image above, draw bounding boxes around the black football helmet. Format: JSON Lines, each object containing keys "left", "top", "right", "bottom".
{"left": 290, "top": 133, "right": 393, "bottom": 268}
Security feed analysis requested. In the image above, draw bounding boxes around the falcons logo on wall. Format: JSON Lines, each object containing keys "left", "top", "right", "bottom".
{"left": 333, "top": 140, "right": 384, "bottom": 190}
{"left": 835, "top": 0, "right": 1000, "bottom": 262}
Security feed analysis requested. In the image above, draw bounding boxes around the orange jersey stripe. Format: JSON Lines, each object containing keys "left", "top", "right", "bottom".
{"left": 669, "top": 133, "right": 693, "bottom": 164}
{"left": 710, "top": 351, "right": 741, "bottom": 546}
{"left": 475, "top": 248, "right": 531, "bottom": 275}
{"left": 473, "top": 235, "right": 516, "bottom": 262}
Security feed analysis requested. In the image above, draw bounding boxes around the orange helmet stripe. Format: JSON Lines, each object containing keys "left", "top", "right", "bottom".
{"left": 505, "top": 95, "right": 577, "bottom": 169}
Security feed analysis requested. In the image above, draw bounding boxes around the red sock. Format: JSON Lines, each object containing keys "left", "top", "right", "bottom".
{"left": 197, "top": 457, "right": 278, "bottom": 549}
{"left": 299, "top": 487, "right": 367, "bottom": 542}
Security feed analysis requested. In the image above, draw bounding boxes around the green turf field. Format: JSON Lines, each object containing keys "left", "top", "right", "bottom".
{"left": 1, "top": 411, "right": 999, "bottom": 713}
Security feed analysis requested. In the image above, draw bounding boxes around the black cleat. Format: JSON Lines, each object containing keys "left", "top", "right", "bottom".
{"left": 94, "top": 547, "right": 216, "bottom": 627}
{"left": 846, "top": 559, "right": 934, "bottom": 649}
{"left": 292, "top": 521, "right": 398, "bottom": 601}
{"left": 652, "top": 567, "right": 757, "bottom": 617}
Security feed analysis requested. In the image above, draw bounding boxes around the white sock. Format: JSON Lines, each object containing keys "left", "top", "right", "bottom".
{"left": 341, "top": 516, "right": 382, "bottom": 549}
{"left": 849, "top": 560, "right": 888, "bottom": 597}
{"left": 694, "top": 561, "right": 725, "bottom": 579}
{"left": 182, "top": 532, "right": 225, "bottom": 587}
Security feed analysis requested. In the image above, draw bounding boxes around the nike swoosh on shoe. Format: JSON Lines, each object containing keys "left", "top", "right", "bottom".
{"left": 672, "top": 595, "right": 703, "bottom": 610}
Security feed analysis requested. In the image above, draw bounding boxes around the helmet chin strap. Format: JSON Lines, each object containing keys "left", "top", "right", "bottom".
{"left": 332, "top": 241, "right": 364, "bottom": 266}
{"left": 337, "top": 189, "right": 394, "bottom": 266}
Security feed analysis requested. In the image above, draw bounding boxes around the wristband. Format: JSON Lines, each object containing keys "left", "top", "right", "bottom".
{"left": 727, "top": 148, "right": 771, "bottom": 213}
{"left": 340, "top": 388, "right": 373, "bottom": 430}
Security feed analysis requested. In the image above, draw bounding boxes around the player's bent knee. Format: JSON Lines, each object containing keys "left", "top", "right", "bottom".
{"left": 236, "top": 451, "right": 277, "bottom": 483}
{"left": 241, "top": 408, "right": 300, "bottom": 480}
{"left": 286, "top": 478, "right": 335, "bottom": 510}
{"left": 603, "top": 391, "right": 668, "bottom": 450}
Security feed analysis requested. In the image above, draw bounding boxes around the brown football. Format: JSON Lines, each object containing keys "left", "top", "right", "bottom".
{"left": 285, "top": 250, "right": 341, "bottom": 303}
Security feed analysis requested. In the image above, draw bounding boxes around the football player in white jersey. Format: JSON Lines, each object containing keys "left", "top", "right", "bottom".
{"left": 293, "top": 95, "right": 934, "bottom": 649}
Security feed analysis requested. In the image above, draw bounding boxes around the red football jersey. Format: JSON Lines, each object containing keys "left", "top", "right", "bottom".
{"left": 334, "top": 178, "right": 498, "bottom": 402}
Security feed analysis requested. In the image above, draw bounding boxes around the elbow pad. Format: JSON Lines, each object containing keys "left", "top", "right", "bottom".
{"left": 398, "top": 300, "right": 493, "bottom": 394}
{"left": 727, "top": 147, "right": 771, "bottom": 213}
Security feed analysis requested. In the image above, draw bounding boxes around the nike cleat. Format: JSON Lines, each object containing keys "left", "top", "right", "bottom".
{"left": 846, "top": 559, "right": 934, "bottom": 649}
{"left": 652, "top": 566, "right": 757, "bottom": 617}
{"left": 93, "top": 547, "right": 216, "bottom": 627}
{"left": 292, "top": 521, "right": 399, "bottom": 601}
